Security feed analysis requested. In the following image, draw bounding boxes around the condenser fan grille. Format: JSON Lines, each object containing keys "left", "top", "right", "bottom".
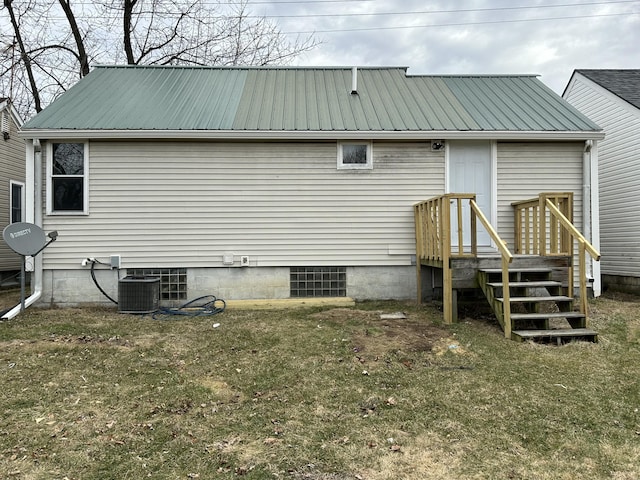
{"left": 118, "top": 276, "right": 160, "bottom": 314}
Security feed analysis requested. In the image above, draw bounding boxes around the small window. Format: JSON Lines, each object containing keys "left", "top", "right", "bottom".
{"left": 337, "top": 142, "right": 372, "bottom": 170}
{"left": 10, "top": 181, "right": 24, "bottom": 223}
{"left": 127, "top": 268, "right": 187, "bottom": 302}
{"left": 290, "top": 267, "right": 346, "bottom": 297}
{"left": 47, "top": 141, "right": 89, "bottom": 214}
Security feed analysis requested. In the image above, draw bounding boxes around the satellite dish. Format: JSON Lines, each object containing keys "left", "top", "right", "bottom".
{"left": 3, "top": 222, "right": 47, "bottom": 256}
{"left": 2, "top": 222, "right": 58, "bottom": 316}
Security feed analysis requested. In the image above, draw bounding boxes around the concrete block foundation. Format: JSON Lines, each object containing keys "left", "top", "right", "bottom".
{"left": 39, "top": 265, "right": 418, "bottom": 308}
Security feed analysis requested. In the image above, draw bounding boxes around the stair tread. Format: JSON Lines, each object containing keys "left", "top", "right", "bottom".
{"left": 510, "top": 311, "right": 585, "bottom": 320}
{"left": 487, "top": 281, "right": 562, "bottom": 288}
{"left": 512, "top": 328, "right": 598, "bottom": 338}
{"left": 497, "top": 296, "right": 573, "bottom": 303}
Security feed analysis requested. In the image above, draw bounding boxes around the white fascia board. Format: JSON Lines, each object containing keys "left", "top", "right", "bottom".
{"left": 19, "top": 129, "right": 605, "bottom": 141}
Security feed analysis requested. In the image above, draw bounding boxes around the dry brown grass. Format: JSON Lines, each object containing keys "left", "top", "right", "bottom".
{"left": 0, "top": 293, "right": 639, "bottom": 479}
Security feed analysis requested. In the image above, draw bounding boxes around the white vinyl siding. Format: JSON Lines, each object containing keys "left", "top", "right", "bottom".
{"left": 0, "top": 108, "right": 25, "bottom": 271}
{"left": 42, "top": 141, "right": 444, "bottom": 269}
{"left": 496, "top": 142, "right": 584, "bottom": 250}
{"left": 564, "top": 75, "right": 640, "bottom": 278}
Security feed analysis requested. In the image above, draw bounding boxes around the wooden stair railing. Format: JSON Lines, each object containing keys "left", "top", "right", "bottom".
{"left": 470, "top": 200, "right": 514, "bottom": 338}
{"left": 415, "top": 194, "right": 513, "bottom": 331}
{"left": 415, "top": 194, "right": 477, "bottom": 324}
{"left": 416, "top": 192, "right": 600, "bottom": 342}
{"left": 512, "top": 192, "right": 600, "bottom": 323}
{"left": 544, "top": 199, "right": 601, "bottom": 318}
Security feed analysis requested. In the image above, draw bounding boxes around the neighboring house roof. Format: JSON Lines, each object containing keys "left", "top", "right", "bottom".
{"left": 571, "top": 69, "right": 640, "bottom": 110}
{"left": 21, "top": 66, "right": 601, "bottom": 139}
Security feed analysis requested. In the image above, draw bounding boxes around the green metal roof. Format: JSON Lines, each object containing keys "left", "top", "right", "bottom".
{"left": 22, "top": 65, "right": 601, "bottom": 136}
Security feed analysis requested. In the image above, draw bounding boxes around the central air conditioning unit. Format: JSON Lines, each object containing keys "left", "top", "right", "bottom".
{"left": 118, "top": 276, "right": 160, "bottom": 314}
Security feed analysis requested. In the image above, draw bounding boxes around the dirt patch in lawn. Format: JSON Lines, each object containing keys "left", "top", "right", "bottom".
{"left": 311, "top": 307, "right": 454, "bottom": 364}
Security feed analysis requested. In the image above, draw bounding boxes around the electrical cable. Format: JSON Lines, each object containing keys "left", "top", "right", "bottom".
{"left": 86, "top": 259, "right": 226, "bottom": 318}
{"left": 153, "top": 295, "right": 226, "bottom": 319}
{"left": 90, "top": 259, "right": 118, "bottom": 305}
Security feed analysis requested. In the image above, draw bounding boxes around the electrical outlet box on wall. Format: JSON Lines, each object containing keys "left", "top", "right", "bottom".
{"left": 110, "top": 255, "right": 121, "bottom": 269}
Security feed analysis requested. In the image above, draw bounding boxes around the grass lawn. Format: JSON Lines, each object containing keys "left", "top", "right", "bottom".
{"left": 0, "top": 290, "right": 639, "bottom": 479}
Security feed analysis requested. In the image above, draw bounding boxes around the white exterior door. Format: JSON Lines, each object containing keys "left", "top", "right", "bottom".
{"left": 448, "top": 141, "right": 493, "bottom": 248}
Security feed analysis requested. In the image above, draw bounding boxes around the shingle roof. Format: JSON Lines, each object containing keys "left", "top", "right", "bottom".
{"left": 576, "top": 69, "right": 640, "bottom": 110}
{"left": 22, "top": 65, "right": 600, "bottom": 135}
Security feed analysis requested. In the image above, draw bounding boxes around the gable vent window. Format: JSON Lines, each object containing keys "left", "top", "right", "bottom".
{"left": 290, "top": 267, "right": 346, "bottom": 297}
{"left": 337, "top": 142, "right": 372, "bottom": 170}
{"left": 127, "top": 268, "right": 187, "bottom": 301}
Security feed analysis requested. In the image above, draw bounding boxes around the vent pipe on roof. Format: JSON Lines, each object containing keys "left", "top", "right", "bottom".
{"left": 351, "top": 67, "right": 358, "bottom": 95}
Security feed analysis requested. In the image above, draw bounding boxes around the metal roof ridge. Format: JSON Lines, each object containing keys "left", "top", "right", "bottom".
{"left": 93, "top": 65, "right": 409, "bottom": 71}
{"left": 406, "top": 73, "right": 540, "bottom": 78}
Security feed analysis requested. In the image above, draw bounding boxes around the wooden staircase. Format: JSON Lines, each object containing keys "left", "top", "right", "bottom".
{"left": 415, "top": 192, "right": 601, "bottom": 343}
{"left": 477, "top": 265, "right": 598, "bottom": 343}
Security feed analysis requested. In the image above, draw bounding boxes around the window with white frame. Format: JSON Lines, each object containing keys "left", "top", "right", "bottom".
{"left": 10, "top": 181, "right": 24, "bottom": 223}
{"left": 337, "top": 141, "right": 372, "bottom": 170}
{"left": 47, "top": 141, "right": 89, "bottom": 214}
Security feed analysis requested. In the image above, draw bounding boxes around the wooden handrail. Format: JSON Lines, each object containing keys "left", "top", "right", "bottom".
{"left": 414, "top": 193, "right": 476, "bottom": 324}
{"left": 545, "top": 200, "right": 601, "bottom": 260}
{"left": 545, "top": 199, "right": 601, "bottom": 316}
{"left": 416, "top": 191, "right": 599, "bottom": 337}
{"left": 471, "top": 199, "right": 514, "bottom": 338}
{"left": 470, "top": 200, "right": 514, "bottom": 263}
{"left": 415, "top": 194, "right": 513, "bottom": 331}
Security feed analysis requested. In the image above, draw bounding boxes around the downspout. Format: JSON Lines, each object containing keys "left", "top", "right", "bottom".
{"left": 583, "top": 140, "right": 592, "bottom": 245}
{"left": 582, "top": 139, "right": 601, "bottom": 297}
{"left": 589, "top": 140, "right": 602, "bottom": 297}
{"left": 2, "top": 138, "right": 43, "bottom": 319}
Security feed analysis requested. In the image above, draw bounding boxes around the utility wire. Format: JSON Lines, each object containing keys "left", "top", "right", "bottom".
{"left": 259, "top": 0, "right": 640, "bottom": 19}
{"left": 283, "top": 11, "right": 640, "bottom": 34}
{"left": 3, "top": 0, "right": 636, "bottom": 22}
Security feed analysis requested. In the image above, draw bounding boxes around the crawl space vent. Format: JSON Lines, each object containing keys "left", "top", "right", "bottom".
{"left": 118, "top": 276, "right": 160, "bottom": 314}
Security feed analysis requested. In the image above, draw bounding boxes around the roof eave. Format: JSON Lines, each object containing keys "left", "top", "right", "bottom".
{"left": 19, "top": 129, "right": 605, "bottom": 141}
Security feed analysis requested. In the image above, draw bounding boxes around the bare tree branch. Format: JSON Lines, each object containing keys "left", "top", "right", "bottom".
{"left": 3, "top": 0, "right": 42, "bottom": 111}
{"left": 1, "top": 0, "right": 319, "bottom": 118}
{"left": 57, "top": 0, "right": 89, "bottom": 77}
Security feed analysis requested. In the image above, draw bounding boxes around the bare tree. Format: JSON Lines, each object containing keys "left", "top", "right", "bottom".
{"left": 58, "top": 0, "right": 90, "bottom": 76}
{"left": 0, "top": 0, "right": 318, "bottom": 119}
{"left": 3, "top": 0, "right": 42, "bottom": 112}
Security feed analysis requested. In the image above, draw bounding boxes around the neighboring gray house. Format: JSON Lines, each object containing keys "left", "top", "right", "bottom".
{"left": 11, "top": 66, "right": 604, "bottom": 314}
{"left": 563, "top": 70, "right": 640, "bottom": 294}
{"left": 0, "top": 98, "right": 25, "bottom": 284}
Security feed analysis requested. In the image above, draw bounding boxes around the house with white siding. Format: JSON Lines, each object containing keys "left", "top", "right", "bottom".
{"left": 9, "top": 66, "right": 604, "bottom": 330}
{"left": 0, "top": 98, "right": 25, "bottom": 285}
{"left": 563, "top": 70, "right": 640, "bottom": 294}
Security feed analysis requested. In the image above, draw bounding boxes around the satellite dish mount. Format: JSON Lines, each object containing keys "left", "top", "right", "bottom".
{"left": 2, "top": 222, "right": 58, "bottom": 313}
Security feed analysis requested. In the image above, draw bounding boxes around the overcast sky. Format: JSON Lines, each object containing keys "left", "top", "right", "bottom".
{"left": 254, "top": 0, "right": 639, "bottom": 94}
